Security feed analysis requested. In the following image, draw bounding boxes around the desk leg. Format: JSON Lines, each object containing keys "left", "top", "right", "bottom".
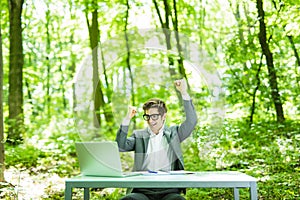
{"left": 233, "top": 188, "right": 239, "bottom": 200}
{"left": 250, "top": 182, "right": 258, "bottom": 200}
{"left": 65, "top": 183, "right": 72, "bottom": 200}
{"left": 84, "top": 188, "right": 90, "bottom": 200}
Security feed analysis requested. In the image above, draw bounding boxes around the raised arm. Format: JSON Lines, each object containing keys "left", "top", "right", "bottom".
{"left": 174, "top": 79, "right": 191, "bottom": 101}
{"left": 116, "top": 106, "right": 137, "bottom": 151}
{"left": 174, "top": 79, "right": 198, "bottom": 142}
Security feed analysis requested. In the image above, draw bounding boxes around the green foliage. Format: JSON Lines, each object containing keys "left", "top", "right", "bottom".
{"left": 183, "top": 120, "right": 300, "bottom": 199}
{"left": 1, "top": 0, "right": 300, "bottom": 199}
{"left": 186, "top": 188, "right": 235, "bottom": 200}
{"left": 34, "top": 117, "right": 80, "bottom": 176}
{"left": 4, "top": 112, "right": 300, "bottom": 199}
{"left": 6, "top": 114, "right": 80, "bottom": 176}
{"left": 5, "top": 144, "right": 43, "bottom": 169}
{"left": 222, "top": 0, "right": 300, "bottom": 122}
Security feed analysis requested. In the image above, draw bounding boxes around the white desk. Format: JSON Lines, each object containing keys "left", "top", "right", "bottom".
{"left": 65, "top": 171, "right": 257, "bottom": 200}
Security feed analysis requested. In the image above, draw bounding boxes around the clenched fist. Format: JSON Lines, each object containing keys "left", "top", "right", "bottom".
{"left": 174, "top": 79, "right": 188, "bottom": 94}
{"left": 126, "top": 105, "right": 137, "bottom": 119}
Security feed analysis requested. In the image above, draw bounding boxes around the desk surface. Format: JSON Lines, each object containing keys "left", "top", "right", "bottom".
{"left": 66, "top": 171, "right": 257, "bottom": 188}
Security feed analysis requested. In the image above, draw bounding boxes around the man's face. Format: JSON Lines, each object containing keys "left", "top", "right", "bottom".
{"left": 145, "top": 108, "right": 166, "bottom": 134}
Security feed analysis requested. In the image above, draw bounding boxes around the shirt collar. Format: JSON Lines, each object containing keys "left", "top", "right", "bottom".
{"left": 147, "top": 123, "right": 165, "bottom": 137}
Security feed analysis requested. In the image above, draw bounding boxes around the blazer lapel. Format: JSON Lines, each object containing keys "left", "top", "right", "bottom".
{"left": 142, "top": 128, "right": 150, "bottom": 153}
{"left": 163, "top": 126, "right": 171, "bottom": 143}
{"left": 163, "top": 125, "right": 184, "bottom": 168}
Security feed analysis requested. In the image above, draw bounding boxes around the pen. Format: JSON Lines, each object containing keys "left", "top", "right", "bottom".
{"left": 148, "top": 170, "right": 158, "bottom": 174}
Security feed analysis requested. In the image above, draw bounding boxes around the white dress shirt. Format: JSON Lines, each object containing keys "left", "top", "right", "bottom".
{"left": 142, "top": 126, "right": 174, "bottom": 171}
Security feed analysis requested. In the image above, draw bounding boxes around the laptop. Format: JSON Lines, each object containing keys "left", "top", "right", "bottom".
{"left": 75, "top": 141, "right": 140, "bottom": 177}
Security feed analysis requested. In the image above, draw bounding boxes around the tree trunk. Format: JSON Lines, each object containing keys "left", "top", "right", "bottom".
{"left": 124, "top": 0, "right": 136, "bottom": 128}
{"left": 58, "top": 57, "right": 67, "bottom": 109}
{"left": 24, "top": 54, "right": 34, "bottom": 114}
{"left": 86, "top": 3, "right": 114, "bottom": 128}
{"left": 153, "top": 0, "right": 177, "bottom": 78}
{"left": 45, "top": 8, "right": 51, "bottom": 117}
{"left": 124, "top": 0, "right": 135, "bottom": 105}
{"left": 0, "top": 19, "right": 5, "bottom": 182}
{"left": 68, "top": 0, "right": 77, "bottom": 112}
{"left": 256, "top": 0, "right": 285, "bottom": 123}
{"left": 88, "top": 9, "right": 102, "bottom": 127}
{"left": 98, "top": 32, "right": 114, "bottom": 127}
{"left": 249, "top": 54, "right": 263, "bottom": 124}
{"left": 230, "top": 2, "right": 262, "bottom": 124}
{"left": 171, "top": 0, "right": 191, "bottom": 105}
{"left": 172, "top": 0, "right": 187, "bottom": 81}
{"left": 8, "top": 0, "right": 24, "bottom": 144}
{"left": 153, "top": 0, "right": 182, "bottom": 103}
{"left": 287, "top": 36, "right": 300, "bottom": 92}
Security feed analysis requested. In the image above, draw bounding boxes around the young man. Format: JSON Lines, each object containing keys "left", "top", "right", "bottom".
{"left": 116, "top": 79, "right": 198, "bottom": 200}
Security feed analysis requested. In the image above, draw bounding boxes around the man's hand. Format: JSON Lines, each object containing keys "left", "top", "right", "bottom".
{"left": 122, "top": 105, "right": 137, "bottom": 126}
{"left": 126, "top": 105, "right": 137, "bottom": 120}
{"left": 174, "top": 79, "right": 188, "bottom": 94}
{"left": 174, "top": 79, "right": 190, "bottom": 100}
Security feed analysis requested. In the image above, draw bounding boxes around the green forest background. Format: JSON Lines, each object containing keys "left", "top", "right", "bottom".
{"left": 0, "top": 0, "right": 299, "bottom": 199}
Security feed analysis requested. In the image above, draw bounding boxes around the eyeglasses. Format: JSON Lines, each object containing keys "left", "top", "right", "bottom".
{"left": 143, "top": 114, "right": 161, "bottom": 121}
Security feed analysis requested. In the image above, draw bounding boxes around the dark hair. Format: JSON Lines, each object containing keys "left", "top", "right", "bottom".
{"left": 142, "top": 98, "right": 167, "bottom": 115}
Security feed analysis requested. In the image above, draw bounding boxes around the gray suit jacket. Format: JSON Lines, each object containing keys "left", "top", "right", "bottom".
{"left": 116, "top": 100, "right": 197, "bottom": 171}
